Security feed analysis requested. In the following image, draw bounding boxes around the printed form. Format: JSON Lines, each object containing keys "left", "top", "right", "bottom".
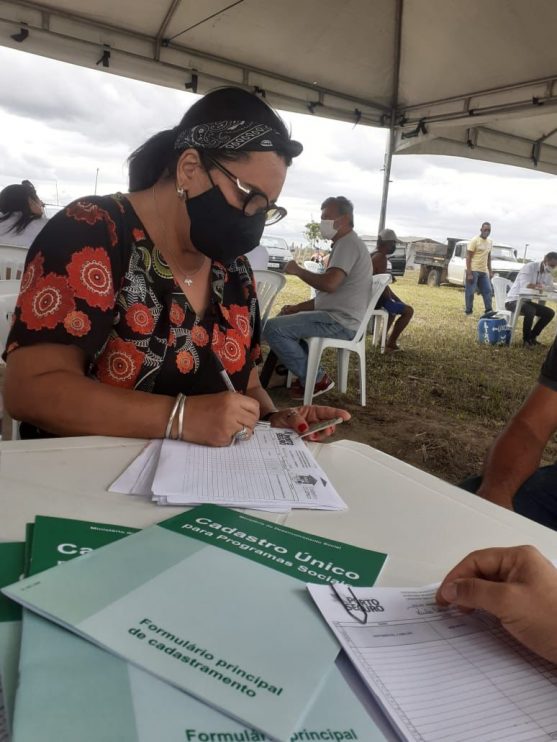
{"left": 111, "top": 427, "right": 346, "bottom": 511}
{"left": 309, "top": 584, "right": 557, "bottom": 742}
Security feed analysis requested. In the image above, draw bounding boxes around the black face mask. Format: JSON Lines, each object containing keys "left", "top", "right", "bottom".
{"left": 186, "top": 186, "right": 266, "bottom": 265}
{"left": 386, "top": 244, "right": 397, "bottom": 256}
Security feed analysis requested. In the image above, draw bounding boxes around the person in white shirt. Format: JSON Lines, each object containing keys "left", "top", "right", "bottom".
{"left": 0, "top": 180, "right": 49, "bottom": 248}
{"left": 505, "top": 252, "right": 557, "bottom": 347}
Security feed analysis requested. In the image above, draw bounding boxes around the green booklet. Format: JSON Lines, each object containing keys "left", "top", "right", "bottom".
{"left": 14, "top": 513, "right": 389, "bottom": 742}
{"left": 5, "top": 506, "right": 387, "bottom": 741}
{"left": 0, "top": 541, "right": 25, "bottom": 736}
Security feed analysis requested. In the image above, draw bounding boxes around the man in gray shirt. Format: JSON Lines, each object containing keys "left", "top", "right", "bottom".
{"left": 263, "top": 196, "right": 372, "bottom": 399}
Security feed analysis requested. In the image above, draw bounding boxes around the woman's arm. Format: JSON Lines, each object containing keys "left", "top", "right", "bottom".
{"left": 6, "top": 344, "right": 260, "bottom": 445}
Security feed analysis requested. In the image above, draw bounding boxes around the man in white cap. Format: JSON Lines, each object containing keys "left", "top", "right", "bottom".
{"left": 370, "top": 228, "right": 414, "bottom": 352}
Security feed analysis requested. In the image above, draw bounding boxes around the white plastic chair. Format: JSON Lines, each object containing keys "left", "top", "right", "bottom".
{"left": 254, "top": 269, "right": 286, "bottom": 328}
{"left": 0, "top": 245, "right": 27, "bottom": 280}
{"left": 303, "top": 260, "right": 324, "bottom": 299}
{"left": 492, "top": 276, "right": 513, "bottom": 326}
{"left": 368, "top": 308, "right": 389, "bottom": 353}
{"left": 0, "top": 280, "right": 21, "bottom": 296}
{"left": 291, "top": 274, "right": 391, "bottom": 406}
{"left": 0, "top": 293, "right": 17, "bottom": 356}
{"left": 0, "top": 293, "right": 19, "bottom": 441}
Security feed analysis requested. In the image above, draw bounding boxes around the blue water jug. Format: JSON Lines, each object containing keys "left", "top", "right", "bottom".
{"left": 477, "top": 317, "right": 511, "bottom": 346}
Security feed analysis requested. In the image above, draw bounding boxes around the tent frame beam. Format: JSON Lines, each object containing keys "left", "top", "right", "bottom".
{"left": 3, "top": 0, "right": 391, "bottom": 114}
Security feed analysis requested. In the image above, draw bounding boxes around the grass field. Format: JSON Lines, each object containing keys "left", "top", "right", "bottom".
{"left": 265, "top": 271, "right": 557, "bottom": 483}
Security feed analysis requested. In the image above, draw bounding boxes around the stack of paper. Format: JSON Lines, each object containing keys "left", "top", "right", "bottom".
{"left": 2, "top": 506, "right": 389, "bottom": 742}
{"left": 309, "top": 583, "right": 557, "bottom": 741}
{"left": 110, "top": 426, "right": 347, "bottom": 511}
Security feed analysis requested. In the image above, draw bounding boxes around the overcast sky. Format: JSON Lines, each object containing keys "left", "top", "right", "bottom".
{"left": 1, "top": 46, "right": 556, "bottom": 259}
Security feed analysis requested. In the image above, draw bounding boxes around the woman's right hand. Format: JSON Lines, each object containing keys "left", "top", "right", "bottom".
{"left": 436, "top": 545, "right": 557, "bottom": 663}
{"left": 181, "top": 391, "right": 260, "bottom": 447}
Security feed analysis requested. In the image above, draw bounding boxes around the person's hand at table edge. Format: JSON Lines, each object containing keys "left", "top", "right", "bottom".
{"left": 266, "top": 405, "right": 350, "bottom": 441}
{"left": 436, "top": 545, "right": 557, "bottom": 664}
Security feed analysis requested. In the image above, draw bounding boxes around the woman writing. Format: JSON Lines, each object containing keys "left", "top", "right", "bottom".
{"left": 4, "top": 87, "right": 349, "bottom": 443}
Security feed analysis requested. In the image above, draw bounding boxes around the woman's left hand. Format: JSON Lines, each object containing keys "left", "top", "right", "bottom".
{"left": 268, "top": 405, "right": 350, "bottom": 441}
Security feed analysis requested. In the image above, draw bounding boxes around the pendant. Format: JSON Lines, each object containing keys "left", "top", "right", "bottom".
{"left": 183, "top": 278, "right": 193, "bottom": 286}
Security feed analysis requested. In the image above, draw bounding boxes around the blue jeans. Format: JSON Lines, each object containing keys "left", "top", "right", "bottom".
{"left": 460, "top": 466, "right": 557, "bottom": 530}
{"left": 465, "top": 271, "right": 492, "bottom": 313}
{"left": 263, "top": 311, "right": 354, "bottom": 382}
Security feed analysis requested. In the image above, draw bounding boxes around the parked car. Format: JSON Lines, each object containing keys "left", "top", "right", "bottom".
{"left": 259, "top": 235, "right": 291, "bottom": 272}
{"left": 361, "top": 235, "right": 407, "bottom": 276}
{"left": 416, "top": 238, "right": 523, "bottom": 287}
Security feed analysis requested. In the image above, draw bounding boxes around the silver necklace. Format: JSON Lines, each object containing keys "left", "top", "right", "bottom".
{"left": 152, "top": 185, "right": 206, "bottom": 286}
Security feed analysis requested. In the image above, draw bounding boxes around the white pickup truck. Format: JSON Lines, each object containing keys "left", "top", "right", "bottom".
{"left": 416, "top": 239, "right": 523, "bottom": 287}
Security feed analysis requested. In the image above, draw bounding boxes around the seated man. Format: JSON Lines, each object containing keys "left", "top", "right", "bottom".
{"left": 505, "top": 252, "right": 557, "bottom": 347}
{"left": 461, "top": 334, "right": 557, "bottom": 529}
{"left": 264, "top": 196, "right": 372, "bottom": 399}
{"left": 370, "top": 228, "right": 414, "bottom": 352}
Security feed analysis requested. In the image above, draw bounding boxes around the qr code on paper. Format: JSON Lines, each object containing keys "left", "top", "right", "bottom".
{"left": 276, "top": 432, "right": 294, "bottom": 445}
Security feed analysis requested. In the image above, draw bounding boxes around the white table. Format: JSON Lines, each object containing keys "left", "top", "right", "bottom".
{"left": 2, "top": 436, "right": 557, "bottom": 586}
{"left": 509, "top": 289, "right": 557, "bottom": 341}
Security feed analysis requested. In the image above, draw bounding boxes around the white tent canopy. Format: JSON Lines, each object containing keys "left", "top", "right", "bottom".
{"left": 1, "top": 0, "right": 557, "bottom": 180}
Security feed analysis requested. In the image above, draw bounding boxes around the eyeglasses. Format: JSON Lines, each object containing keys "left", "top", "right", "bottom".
{"left": 204, "top": 155, "right": 287, "bottom": 226}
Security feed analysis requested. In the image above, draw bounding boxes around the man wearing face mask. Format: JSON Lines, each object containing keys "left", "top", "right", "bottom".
{"left": 465, "top": 221, "right": 494, "bottom": 316}
{"left": 504, "top": 252, "right": 557, "bottom": 347}
{"left": 264, "top": 196, "right": 372, "bottom": 399}
{"left": 370, "top": 228, "right": 414, "bottom": 352}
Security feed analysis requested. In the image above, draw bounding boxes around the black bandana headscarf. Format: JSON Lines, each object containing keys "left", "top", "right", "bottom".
{"left": 172, "top": 87, "right": 302, "bottom": 158}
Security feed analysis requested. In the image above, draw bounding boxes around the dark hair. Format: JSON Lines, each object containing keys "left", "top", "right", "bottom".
{"left": 128, "top": 87, "right": 297, "bottom": 192}
{"left": 0, "top": 181, "right": 41, "bottom": 234}
{"left": 545, "top": 252, "right": 557, "bottom": 262}
{"left": 321, "top": 196, "right": 354, "bottom": 227}
{"left": 481, "top": 222, "right": 491, "bottom": 228}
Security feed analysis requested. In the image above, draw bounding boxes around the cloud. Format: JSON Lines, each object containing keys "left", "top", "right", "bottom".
{"left": 0, "top": 46, "right": 556, "bottom": 259}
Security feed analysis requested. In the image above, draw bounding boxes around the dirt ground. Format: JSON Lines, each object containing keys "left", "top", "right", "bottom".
{"left": 271, "top": 386, "right": 498, "bottom": 483}
{"left": 271, "top": 381, "right": 557, "bottom": 486}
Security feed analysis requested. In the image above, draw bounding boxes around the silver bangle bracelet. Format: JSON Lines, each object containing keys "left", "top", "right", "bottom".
{"left": 177, "top": 394, "right": 187, "bottom": 440}
{"left": 165, "top": 395, "right": 181, "bottom": 439}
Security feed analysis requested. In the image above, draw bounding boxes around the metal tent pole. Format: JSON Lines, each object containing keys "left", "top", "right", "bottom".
{"left": 378, "top": 0, "right": 403, "bottom": 233}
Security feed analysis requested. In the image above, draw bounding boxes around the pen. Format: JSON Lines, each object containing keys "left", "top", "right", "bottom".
{"left": 212, "top": 350, "right": 236, "bottom": 393}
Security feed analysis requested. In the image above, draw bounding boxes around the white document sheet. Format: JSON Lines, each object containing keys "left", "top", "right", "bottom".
{"left": 309, "top": 583, "right": 557, "bottom": 742}
{"left": 110, "top": 427, "right": 346, "bottom": 512}
{"left": 109, "top": 440, "right": 162, "bottom": 496}
{"left": 152, "top": 426, "right": 346, "bottom": 511}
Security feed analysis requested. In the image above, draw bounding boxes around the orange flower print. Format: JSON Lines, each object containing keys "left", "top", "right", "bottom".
{"left": 96, "top": 338, "right": 144, "bottom": 388}
{"left": 19, "top": 273, "right": 75, "bottom": 331}
{"left": 169, "top": 302, "right": 185, "bottom": 326}
{"left": 132, "top": 228, "right": 146, "bottom": 242}
{"left": 228, "top": 304, "right": 251, "bottom": 346}
{"left": 20, "top": 253, "right": 44, "bottom": 294}
{"left": 191, "top": 324, "right": 209, "bottom": 347}
{"left": 66, "top": 202, "right": 118, "bottom": 246}
{"left": 126, "top": 303, "right": 154, "bottom": 335}
{"left": 176, "top": 350, "right": 195, "bottom": 374}
{"left": 67, "top": 247, "right": 114, "bottom": 310}
{"left": 63, "top": 310, "right": 91, "bottom": 337}
{"left": 220, "top": 329, "right": 246, "bottom": 374}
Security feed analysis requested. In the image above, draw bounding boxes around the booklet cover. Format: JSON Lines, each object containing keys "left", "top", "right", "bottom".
{"left": 14, "top": 513, "right": 389, "bottom": 742}
{"left": 5, "top": 506, "right": 387, "bottom": 741}
{"left": 0, "top": 542, "right": 25, "bottom": 736}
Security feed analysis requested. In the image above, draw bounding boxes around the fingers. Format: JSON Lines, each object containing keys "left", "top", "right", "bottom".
{"left": 438, "top": 577, "right": 514, "bottom": 618}
{"left": 297, "top": 405, "right": 351, "bottom": 422}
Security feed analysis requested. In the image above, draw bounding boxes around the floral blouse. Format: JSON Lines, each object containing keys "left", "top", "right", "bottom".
{"left": 6, "top": 194, "right": 262, "bottom": 399}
